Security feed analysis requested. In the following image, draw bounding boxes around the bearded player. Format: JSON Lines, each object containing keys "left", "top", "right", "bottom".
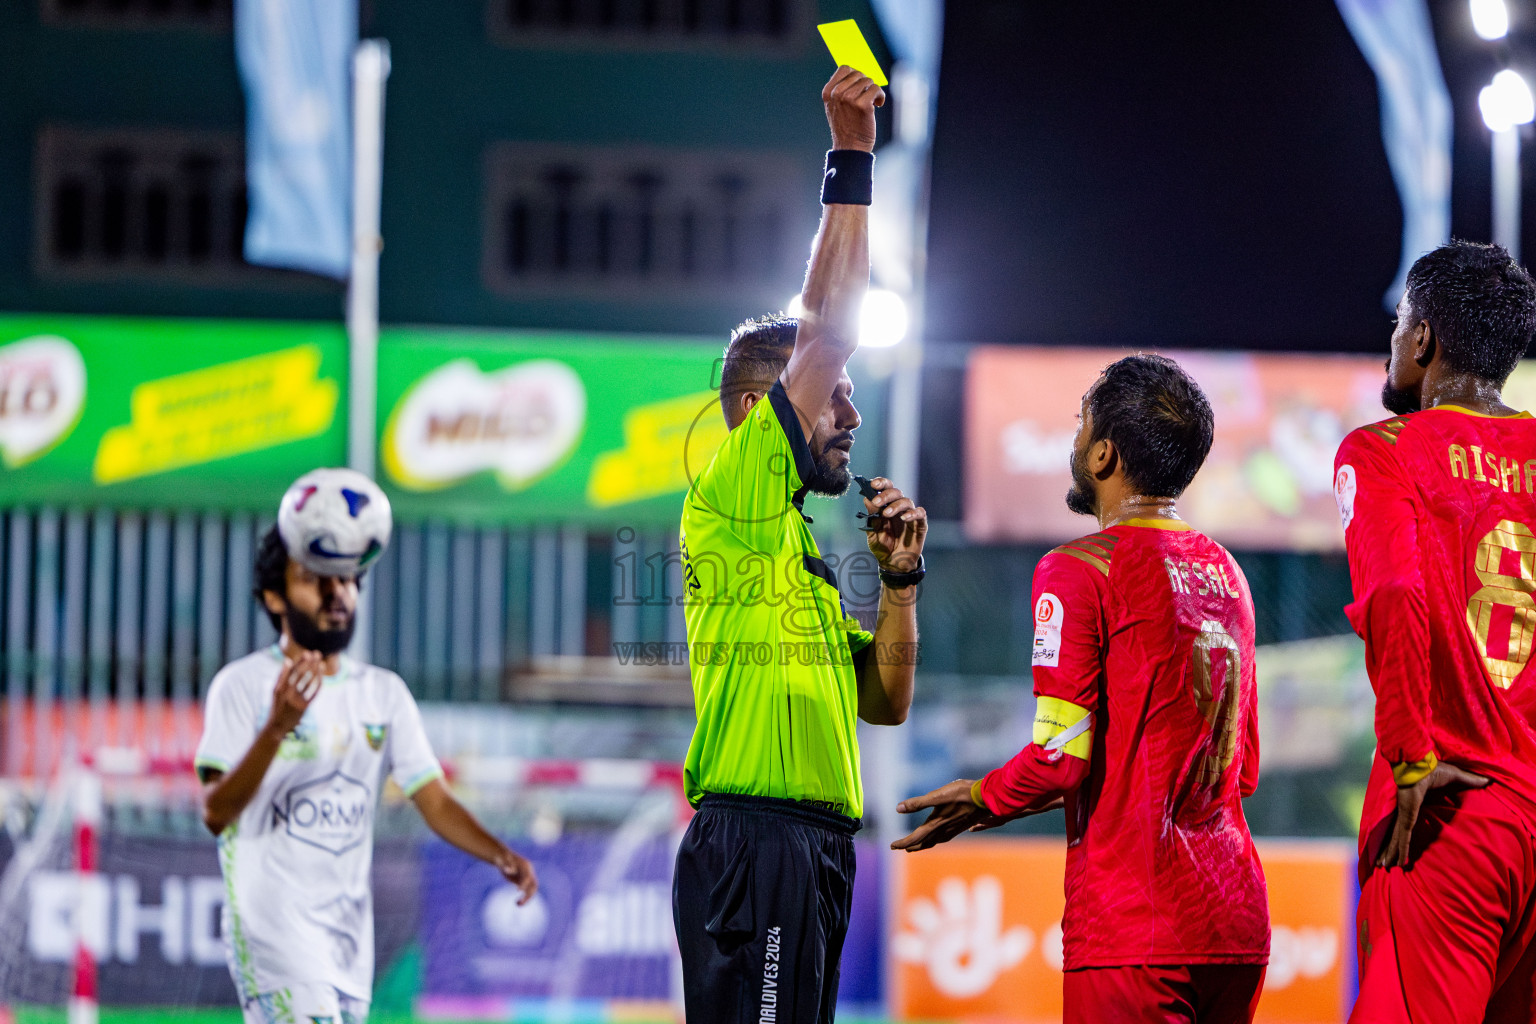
{"left": 895, "top": 355, "right": 1270, "bottom": 1024}
{"left": 673, "top": 67, "right": 926, "bottom": 1023}
{"left": 194, "top": 469, "right": 537, "bottom": 1024}
{"left": 1339, "top": 241, "right": 1536, "bottom": 1024}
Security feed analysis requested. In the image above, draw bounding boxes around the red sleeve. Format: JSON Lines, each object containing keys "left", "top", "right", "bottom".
{"left": 1232, "top": 560, "right": 1261, "bottom": 799}
{"left": 1336, "top": 427, "right": 1436, "bottom": 774}
{"left": 1240, "top": 656, "right": 1261, "bottom": 798}
{"left": 976, "top": 550, "right": 1102, "bottom": 815}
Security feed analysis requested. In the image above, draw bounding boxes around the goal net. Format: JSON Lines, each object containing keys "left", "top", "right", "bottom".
{"left": 0, "top": 751, "right": 688, "bottom": 1024}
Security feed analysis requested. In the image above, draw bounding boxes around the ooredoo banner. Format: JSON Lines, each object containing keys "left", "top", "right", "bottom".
{"left": 964, "top": 346, "right": 1536, "bottom": 550}
{"left": 890, "top": 838, "right": 1356, "bottom": 1024}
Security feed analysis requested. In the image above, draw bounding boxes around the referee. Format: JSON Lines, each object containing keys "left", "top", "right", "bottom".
{"left": 673, "top": 67, "right": 926, "bottom": 1024}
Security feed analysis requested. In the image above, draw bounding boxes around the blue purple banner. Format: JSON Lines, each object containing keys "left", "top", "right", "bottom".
{"left": 419, "top": 834, "right": 676, "bottom": 1008}
{"left": 416, "top": 834, "right": 885, "bottom": 1014}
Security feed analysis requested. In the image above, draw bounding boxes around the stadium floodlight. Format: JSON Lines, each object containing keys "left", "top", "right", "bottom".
{"left": 859, "top": 288, "right": 909, "bottom": 348}
{"left": 1480, "top": 69, "right": 1535, "bottom": 132}
{"left": 784, "top": 290, "right": 909, "bottom": 348}
{"left": 1480, "top": 70, "right": 1532, "bottom": 260}
{"left": 1472, "top": 0, "right": 1511, "bottom": 41}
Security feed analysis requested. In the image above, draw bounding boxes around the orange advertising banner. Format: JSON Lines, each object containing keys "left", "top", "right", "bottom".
{"left": 890, "top": 838, "right": 1355, "bottom": 1024}
{"left": 1258, "top": 842, "right": 1358, "bottom": 1024}
{"left": 892, "top": 840, "right": 1069, "bottom": 1022}
{"left": 965, "top": 346, "right": 1439, "bottom": 550}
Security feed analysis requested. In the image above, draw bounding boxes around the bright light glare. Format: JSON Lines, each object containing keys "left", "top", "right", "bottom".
{"left": 1480, "top": 69, "right": 1535, "bottom": 132}
{"left": 1472, "top": 0, "right": 1510, "bottom": 40}
{"left": 785, "top": 290, "right": 909, "bottom": 348}
{"left": 859, "top": 289, "right": 909, "bottom": 348}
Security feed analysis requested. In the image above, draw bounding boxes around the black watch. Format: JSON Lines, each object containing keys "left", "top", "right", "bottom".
{"left": 879, "top": 555, "right": 926, "bottom": 589}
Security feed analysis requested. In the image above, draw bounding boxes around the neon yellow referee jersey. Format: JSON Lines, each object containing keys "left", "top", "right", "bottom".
{"left": 679, "top": 381, "right": 874, "bottom": 819}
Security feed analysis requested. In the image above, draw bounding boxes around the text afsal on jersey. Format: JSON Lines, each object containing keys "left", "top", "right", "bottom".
{"left": 1163, "top": 557, "right": 1241, "bottom": 599}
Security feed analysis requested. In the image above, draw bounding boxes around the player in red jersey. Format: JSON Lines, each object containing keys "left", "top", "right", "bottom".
{"left": 894, "top": 354, "right": 1270, "bottom": 1024}
{"left": 1338, "top": 240, "right": 1536, "bottom": 1024}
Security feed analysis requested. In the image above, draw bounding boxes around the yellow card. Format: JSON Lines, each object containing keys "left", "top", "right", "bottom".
{"left": 817, "top": 20, "right": 888, "bottom": 87}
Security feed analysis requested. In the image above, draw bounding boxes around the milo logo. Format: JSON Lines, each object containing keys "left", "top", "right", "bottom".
{"left": 272, "top": 771, "right": 373, "bottom": 855}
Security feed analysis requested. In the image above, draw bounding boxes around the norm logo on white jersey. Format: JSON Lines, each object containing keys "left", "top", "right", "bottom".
{"left": 1334, "top": 464, "right": 1357, "bottom": 531}
{"left": 273, "top": 771, "right": 373, "bottom": 855}
{"left": 1032, "top": 593, "right": 1064, "bottom": 668}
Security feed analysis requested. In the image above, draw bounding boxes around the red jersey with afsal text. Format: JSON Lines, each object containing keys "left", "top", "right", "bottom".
{"left": 975, "top": 520, "right": 1270, "bottom": 969}
{"left": 1335, "top": 406, "right": 1536, "bottom": 875}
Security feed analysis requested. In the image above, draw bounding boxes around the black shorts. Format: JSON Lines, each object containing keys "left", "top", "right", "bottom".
{"left": 672, "top": 793, "right": 859, "bottom": 1024}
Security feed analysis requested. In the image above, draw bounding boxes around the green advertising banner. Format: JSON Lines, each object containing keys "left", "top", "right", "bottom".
{"left": 1, "top": 316, "right": 886, "bottom": 527}
{"left": 0, "top": 315, "right": 346, "bottom": 510}
{"left": 376, "top": 327, "right": 727, "bottom": 526}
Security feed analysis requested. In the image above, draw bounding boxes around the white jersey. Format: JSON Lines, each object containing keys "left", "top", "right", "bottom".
{"left": 194, "top": 647, "right": 443, "bottom": 1001}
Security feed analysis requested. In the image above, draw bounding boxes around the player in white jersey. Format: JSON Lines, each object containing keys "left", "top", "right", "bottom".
{"left": 195, "top": 526, "right": 538, "bottom": 1024}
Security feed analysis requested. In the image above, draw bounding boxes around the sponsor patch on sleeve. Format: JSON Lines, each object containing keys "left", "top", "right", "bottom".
{"left": 1334, "top": 464, "right": 1356, "bottom": 530}
{"left": 1032, "top": 592, "right": 1063, "bottom": 667}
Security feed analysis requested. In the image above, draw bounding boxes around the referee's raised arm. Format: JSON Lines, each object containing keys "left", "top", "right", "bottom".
{"left": 781, "top": 66, "right": 885, "bottom": 438}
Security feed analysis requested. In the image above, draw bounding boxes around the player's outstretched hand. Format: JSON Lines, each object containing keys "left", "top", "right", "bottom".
{"left": 495, "top": 847, "right": 539, "bottom": 905}
{"left": 266, "top": 651, "right": 322, "bottom": 738}
{"left": 823, "top": 66, "right": 884, "bottom": 153}
{"left": 891, "top": 779, "right": 988, "bottom": 853}
{"left": 1377, "top": 761, "right": 1491, "bottom": 870}
{"left": 861, "top": 477, "right": 927, "bottom": 574}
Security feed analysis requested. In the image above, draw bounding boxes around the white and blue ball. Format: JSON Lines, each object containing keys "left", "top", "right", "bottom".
{"left": 277, "top": 468, "right": 393, "bottom": 578}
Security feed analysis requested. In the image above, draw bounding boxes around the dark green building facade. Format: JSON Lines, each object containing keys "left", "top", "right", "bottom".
{"left": 0, "top": 0, "right": 890, "bottom": 332}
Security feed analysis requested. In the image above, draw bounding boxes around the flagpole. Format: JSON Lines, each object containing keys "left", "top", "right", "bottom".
{"left": 348, "top": 39, "right": 390, "bottom": 662}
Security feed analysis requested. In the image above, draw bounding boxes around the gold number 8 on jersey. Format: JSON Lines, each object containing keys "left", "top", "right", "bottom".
{"left": 1466, "top": 520, "right": 1536, "bottom": 689}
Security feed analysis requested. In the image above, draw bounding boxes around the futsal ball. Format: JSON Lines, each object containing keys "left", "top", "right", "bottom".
{"left": 277, "top": 468, "right": 393, "bottom": 578}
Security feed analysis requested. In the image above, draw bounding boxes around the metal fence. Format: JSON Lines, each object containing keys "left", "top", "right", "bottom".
{"left": 0, "top": 508, "right": 687, "bottom": 773}
{"left": 0, "top": 504, "right": 1363, "bottom": 786}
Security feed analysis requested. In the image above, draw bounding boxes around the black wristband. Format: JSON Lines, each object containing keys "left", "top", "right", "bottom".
{"left": 879, "top": 555, "right": 925, "bottom": 589}
{"left": 821, "top": 149, "right": 874, "bottom": 206}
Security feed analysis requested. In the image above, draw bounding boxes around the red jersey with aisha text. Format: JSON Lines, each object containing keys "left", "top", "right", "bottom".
{"left": 1336, "top": 407, "right": 1536, "bottom": 877}
{"left": 976, "top": 521, "right": 1270, "bottom": 969}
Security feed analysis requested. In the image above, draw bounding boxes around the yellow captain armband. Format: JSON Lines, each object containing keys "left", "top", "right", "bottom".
{"left": 970, "top": 779, "right": 987, "bottom": 807}
{"left": 1392, "top": 752, "right": 1439, "bottom": 787}
{"left": 1033, "top": 696, "right": 1094, "bottom": 761}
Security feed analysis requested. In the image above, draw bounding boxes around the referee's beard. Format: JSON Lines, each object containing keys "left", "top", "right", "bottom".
{"left": 804, "top": 428, "right": 856, "bottom": 496}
